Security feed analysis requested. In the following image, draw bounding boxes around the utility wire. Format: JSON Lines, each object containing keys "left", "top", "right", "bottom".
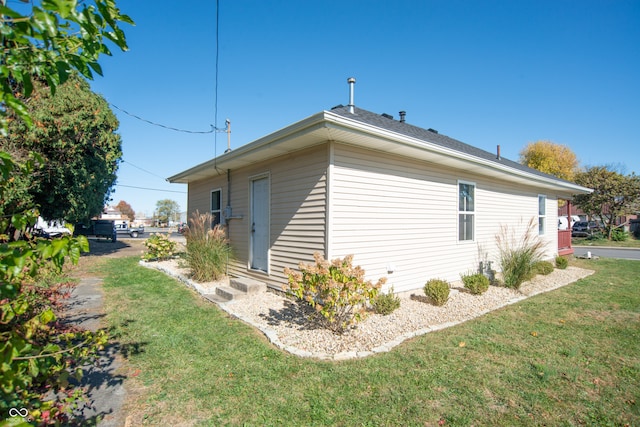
{"left": 121, "top": 159, "right": 168, "bottom": 181}
{"left": 117, "top": 184, "right": 187, "bottom": 194}
{"left": 110, "top": 103, "right": 218, "bottom": 134}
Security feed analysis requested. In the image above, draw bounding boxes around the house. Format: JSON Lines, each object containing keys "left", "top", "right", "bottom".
{"left": 169, "top": 80, "right": 592, "bottom": 293}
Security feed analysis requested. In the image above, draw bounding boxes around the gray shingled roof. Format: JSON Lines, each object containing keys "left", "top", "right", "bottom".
{"left": 329, "top": 105, "right": 575, "bottom": 185}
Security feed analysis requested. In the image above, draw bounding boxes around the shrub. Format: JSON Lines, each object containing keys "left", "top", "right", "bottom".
{"left": 284, "top": 252, "right": 385, "bottom": 334}
{"left": 461, "top": 272, "right": 490, "bottom": 295}
{"left": 142, "top": 233, "right": 177, "bottom": 261}
{"left": 611, "top": 228, "right": 629, "bottom": 242}
{"left": 184, "top": 210, "right": 233, "bottom": 282}
{"left": 372, "top": 287, "right": 401, "bottom": 315}
{"left": 555, "top": 255, "right": 568, "bottom": 270}
{"left": 424, "top": 279, "right": 450, "bottom": 306}
{"left": 496, "top": 218, "right": 546, "bottom": 289}
{"left": 533, "top": 260, "right": 554, "bottom": 275}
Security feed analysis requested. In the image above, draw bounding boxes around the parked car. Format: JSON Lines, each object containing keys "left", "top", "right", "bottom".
{"left": 115, "top": 222, "right": 145, "bottom": 238}
{"left": 75, "top": 220, "right": 117, "bottom": 242}
{"left": 34, "top": 217, "right": 72, "bottom": 238}
{"left": 571, "top": 221, "right": 601, "bottom": 237}
{"left": 558, "top": 215, "right": 581, "bottom": 231}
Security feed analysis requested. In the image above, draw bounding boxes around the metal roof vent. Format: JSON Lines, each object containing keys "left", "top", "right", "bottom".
{"left": 427, "top": 128, "right": 438, "bottom": 134}
{"left": 347, "top": 77, "right": 356, "bottom": 114}
{"left": 399, "top": 111, "right": 406, "bottom": 123}
{"left": 381, "top": 113, "right": 393, "bottom": 120}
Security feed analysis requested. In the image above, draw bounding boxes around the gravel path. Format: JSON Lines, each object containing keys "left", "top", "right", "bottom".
{"left": 142, "top": 260, "right": 594, "bottom": 360}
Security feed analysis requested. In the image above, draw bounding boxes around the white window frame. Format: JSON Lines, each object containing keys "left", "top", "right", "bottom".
{"left": 538, "top": 194, "right": 546, "bottom": 235}
{"left": 458, "top": 180, "right": 475, "bottom": 242}
{"left": 211, "top": 188, "right": 222, "bottom": 227}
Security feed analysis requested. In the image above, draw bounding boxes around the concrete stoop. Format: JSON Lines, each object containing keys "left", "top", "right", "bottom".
{"left": 209, "top": 277, "right": 267, "bottom": 302}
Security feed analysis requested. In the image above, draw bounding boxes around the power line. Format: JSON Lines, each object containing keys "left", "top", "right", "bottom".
{"left": 121, "top": 159, "right": 168, "bottom": 181}
{"left": 116, "top": 184, "right": 187, "bottom": 194}
{"left": 110, "top": 103, "right": 218, "bottom": 134}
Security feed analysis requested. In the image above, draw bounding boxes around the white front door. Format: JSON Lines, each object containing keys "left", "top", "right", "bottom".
{"left": 250, "top": 176, "right": 269, "bottom": 272}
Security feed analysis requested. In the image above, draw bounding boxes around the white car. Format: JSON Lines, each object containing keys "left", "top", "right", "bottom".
{"left": 35, "top": 217, "right": 72, "bottom": 238}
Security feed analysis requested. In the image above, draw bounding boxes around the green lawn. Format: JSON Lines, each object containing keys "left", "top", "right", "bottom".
{"left": 98, "top": 257, "right": 639, "bottom": 426}
{"left": 573, "top": 235, "right": 640, "bottom": 248}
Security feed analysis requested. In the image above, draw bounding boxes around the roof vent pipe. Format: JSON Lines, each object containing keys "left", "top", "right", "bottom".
{"left": 497, "top": 144, "right": 501, "bottom": 160}
{"left": 399, "top": 111, "right": 406, "bottom": 123}
{"left": 347, "top": 77, "right": 356, "bottom": 114}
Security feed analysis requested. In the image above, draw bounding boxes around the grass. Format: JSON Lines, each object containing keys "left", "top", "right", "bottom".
{"left": 96, "top": 257, "right": 639, "bottom": 426}
{"left": 573, "top": 235, "right": 640, "bottom": 248}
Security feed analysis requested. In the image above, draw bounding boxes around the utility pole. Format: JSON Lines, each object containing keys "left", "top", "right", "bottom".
{"left": 224, "top": 119, "right": 231, "bottom": 153}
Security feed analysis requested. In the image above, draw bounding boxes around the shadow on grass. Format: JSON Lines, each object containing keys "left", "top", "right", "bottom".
{"left": 81, "top": 239, "right": 134, "bottom": 257}
{"left": 68, "top": 320, "right": 148, "bottom": 426}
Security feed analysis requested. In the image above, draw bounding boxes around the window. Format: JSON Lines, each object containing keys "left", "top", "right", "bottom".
{"left": 211, "top": 189, "right": 222, "bottom": 227}
{"left": 458, "top": 182, "right": 475, "bottom": 241}
{"left": 538, "top": 195, "right": 546, "bottom": 235}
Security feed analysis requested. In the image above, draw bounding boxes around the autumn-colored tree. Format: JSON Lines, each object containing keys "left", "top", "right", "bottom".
{"left": 574, "top": 166, "right": 640, "bottom": 239}
{"left": 116, "top": 200, "right": 135, "bottom": 221}
{"left": 519, "top": 140, "right": 579, "bottom": 181}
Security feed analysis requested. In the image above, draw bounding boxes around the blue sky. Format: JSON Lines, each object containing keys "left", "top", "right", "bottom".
{"left": 87, "top": 0, "right": 640, "bottom": 216}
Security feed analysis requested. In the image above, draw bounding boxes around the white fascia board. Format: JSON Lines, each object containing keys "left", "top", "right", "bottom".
{"left": 168, "top": 112, "right": 329, "bottom": 183}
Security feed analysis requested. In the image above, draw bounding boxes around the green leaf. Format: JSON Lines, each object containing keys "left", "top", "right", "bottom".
{"left": 28, "top": 358, "right": 39, "bottom": 377}
{"left": 3, "top": 94, "right": 33, "bottom": 128}
{"left": 39, "top": 309, "right": 56, "bottom": 325}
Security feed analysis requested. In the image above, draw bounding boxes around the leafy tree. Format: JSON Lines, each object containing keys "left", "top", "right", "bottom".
{"left": 519, "top": 140, "right": 579, "bottom": 181}
{"left": 1, "top": 75, "right": 122, "bottom": 223}
{"left": 116, "top": 200, "right": 135, "bottom": 222}
{"left": 574, "top": 166, "right": 640, "bottom": 239}
{"left": 1, "top": 1, "right": 131, "bottom": 423}
{"left": 156, "top": 199, "right": 180, "bottom": 225}
{"left": 0, "top": 0, "right": 132, "bottom": 133}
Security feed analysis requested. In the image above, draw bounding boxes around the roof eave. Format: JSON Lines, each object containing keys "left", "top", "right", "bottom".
{"left": 169, "top": 109, "right": 592, "bottom": 196}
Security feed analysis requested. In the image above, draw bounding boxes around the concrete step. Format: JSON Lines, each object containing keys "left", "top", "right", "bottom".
{"left": 215, "top": 286, "right": 246, "bottom": 301}
{"left": 202, "top": 293, "right": 231, "bottom": 304}
{"left": 230, "top": 277, "right": 266, "bottom": 295}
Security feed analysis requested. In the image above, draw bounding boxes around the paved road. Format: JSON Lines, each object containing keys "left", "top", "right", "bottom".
{"left": 573, "top": 246, "right": 640, "bottom": 261}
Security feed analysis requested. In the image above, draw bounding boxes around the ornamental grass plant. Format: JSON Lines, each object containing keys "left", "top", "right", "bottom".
{"left": 184, "top": 210, "right": 233, "bottom": 282}
{"left": 496, "top": 218, "right": 546, "bottom": 289}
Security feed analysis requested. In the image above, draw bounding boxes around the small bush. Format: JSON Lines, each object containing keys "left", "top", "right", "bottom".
{"left": 284, "top": 252, "right": 385, "bottom": 334}
{"left": 424, "top": 279, "right": 450, "bottom": 306}
{"left": 185, "top": 210, "right": 233, "bottom": 282}
{"left": 142, "top": 233, "right": 177, "bottom": 261}
{"left": 611, "top": 229, "right": 629, "bottom": 242}
{"left": 555, "top": 255, "right": 568, "bottom": 270}
{"left": 372, "top": 287, "right": 401, "bottom": 315}
{"left": 532, "top": 260, "right": 554, "bottom": 275}
{"left": 462, "top": 272, "right": 490, "bottom": 295}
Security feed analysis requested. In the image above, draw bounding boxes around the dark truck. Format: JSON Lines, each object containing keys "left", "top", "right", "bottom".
{"left": 114, "top": 222, "right": 145, "bottom": 238}
{"left": 75, "top": 220, "right": 117, "bottom": 242}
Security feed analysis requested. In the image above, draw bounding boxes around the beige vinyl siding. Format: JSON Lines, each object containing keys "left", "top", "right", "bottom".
{"left": 186, "top": 145, "right": 328, "bottom": 289}
{"left": 187, "top": 174, "right": 226, "bottom": 217}
{"left": 330, "top": 144, "right": 558, "bottom": 293}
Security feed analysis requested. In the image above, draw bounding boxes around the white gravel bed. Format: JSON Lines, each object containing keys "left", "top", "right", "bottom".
{"left": 141, "top": 259, "right": 594, "bottom": 360}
